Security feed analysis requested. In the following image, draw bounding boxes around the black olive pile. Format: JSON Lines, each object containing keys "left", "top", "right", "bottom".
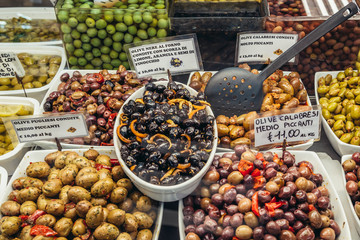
{"left": 117, "top": 81, "right": 215, "bottom": 186}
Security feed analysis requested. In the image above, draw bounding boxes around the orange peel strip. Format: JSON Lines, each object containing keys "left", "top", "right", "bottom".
{"left": 135, "top": 98, "right": 145, "bottom": 104}
{"left": 130, "top": 119, "right": 148, "bottom": 138}
{"left": 160, "top": 168, "right": 175, "bottom": 182}
{"left": 181, "top": 134, "right": 191, "bottom": 149}
{"left": 166, "top": 119, "right": 178, "bottom": 127}
{"left": 149, "top": 134, "right": 172, "bottom": 149}
{"left": 130, "top": 165, "right": 137, "bottom": 171}
{"left": 117, "top": 124, "right": 132, "bottom": 144}
{"left": 189, "top": 105, "right": 206, "bottom": 119}
{"left": 177, "top": 163, "right": 191, "bottom": 169}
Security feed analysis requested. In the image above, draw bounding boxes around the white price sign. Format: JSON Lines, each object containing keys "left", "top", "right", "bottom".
{"left": 236, "top": 33, "right": 298, "bottom": 64}
{"left": 11, "top": 114, "right": 89, "bottom": 143}
{"left": 126, "top": 34, "right": 202, "bottom": 77}
{"left": 0, "top": 52, "right": 25, "bottom": 78}
{"left": 254, "top": 110, "right": 321, "bottom": 147}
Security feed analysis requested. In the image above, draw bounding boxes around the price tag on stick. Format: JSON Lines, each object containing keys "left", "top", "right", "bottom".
{"left": 9, "top": 113, "right": 89, "bottom": 143}
{"left": 254, "top": 108, "right": 321, "bottom": 147}
{"left": 0, "top": 52, "right": 27, "bottom": 97}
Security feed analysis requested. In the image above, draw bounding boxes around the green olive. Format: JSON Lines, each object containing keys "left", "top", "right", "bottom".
{"left": 329, "top": 96, "right": 341, "bottom": 103}
{"left": 338, "top": 88, "right": 346, "bottom": 98}
{"left": 351, "top": 105, "right": 360, "bottom": 119}
{"left": 350, "top": 136, "right": 360, "bottom": 145}
{"left": 346, "top": 121, "right": 355, "bottom": 132}
{"left": 340, "top": 132, "right": 354, "bottom": 143}
{"left": 334, "top": 114, "right": 346, "bottom": 121}
{"left": 355, "top": 95, "right": 360, "bottom": 104}
{"left": 333, "top": 120, "right": 344, "bottom": 131}
{"left": 337, "top": 72, "right": 346, "bottom": 81}
{"left": 317, "top": 85, "right": 329, "bottom": 96}
{"left": 327, "top": 119, "right": 335, "bottom": 127}
{"left": 334, "top": 130, "right": 344, "bottom": 138}
{"left": 327, "top": 102, "right": 338, "bottom": 112}
{"left": 325, "top": 74, "right": 332, "bottom": 84}
{"left": 345, "top": 67, "right": 354, "bottom": 76}
{"left": 322, "top": 109, "right": 332, "bottom": 120}
{"left": 318, "top": 77, "right": 326, "bottom": 86}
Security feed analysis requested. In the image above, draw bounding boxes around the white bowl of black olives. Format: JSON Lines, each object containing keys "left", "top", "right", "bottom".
{"left": 114, "top": 80, "right": 218, "bottom": 202}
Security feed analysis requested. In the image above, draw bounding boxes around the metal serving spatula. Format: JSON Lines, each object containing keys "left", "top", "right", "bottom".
{"left": 205, "top": 1, "right": 360, "bottom": 116}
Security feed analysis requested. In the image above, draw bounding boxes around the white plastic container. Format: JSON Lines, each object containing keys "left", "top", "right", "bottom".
{"left": 0, "top": 8, "right": 61, "bottom": 46}
{"left": 0, "top": 148, "right": 164, "bottom": 240}
{"left": 179, "top": 150, "right": 351, "bottom": 240}
{"left": 340, "top": 154, "right": 360, "bottom": 236}
{"left": 0, "top": 96, "right": 39, "bottom": 174}
{"left": 114, "top": 81, "right": 218, "bottom": 202}
{"left": 38, "top": 70, "right": 167, "bottom": 149}
{"left": 0, "top": 46, "right": 67, "bottom": 103}
{"left": 187, "top": 71, "right": 314, "bottom": 151}
{"left": 0, "top": 167, "right": 8, "bottom": 193}
{"left": 314, "top": 71, "right": 360, "bottom": 156}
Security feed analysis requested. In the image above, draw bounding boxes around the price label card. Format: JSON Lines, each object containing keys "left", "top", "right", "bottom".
{"left": 125, "top": 34, "right": 203, "bottom": 77}
{"left": 50, "top": 0, "right": 57, "bottom": 6}
{"left": 236, "top": 33, "right": 298, "bottom": 64}
{"left": 254, "top": 109, "right": 321, "bottom": 147}
{"left": 0, "top": 52, "right": 25, "bottom": 78}
{"left": 10, "top": 114, "right": 89, "bottom": 143}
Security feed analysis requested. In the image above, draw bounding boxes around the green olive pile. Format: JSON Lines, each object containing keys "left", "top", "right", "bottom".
{"left": 0, "top": 53, "right": 62, "bottom": 91}
{"left": 56, "top": 0, "right": 169, "bottom": 70}
{"left": 0, "top": 149, "right": 159, "bottom": 240}
{"left": 317, "top": 67, "right": 360, "bottom": 145}
{"left": 0, "top": 17, "right": 60, "bottom": 43}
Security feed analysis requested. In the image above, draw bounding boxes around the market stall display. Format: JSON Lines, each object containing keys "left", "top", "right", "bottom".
{"left": 55, "top": 0, "right": 169, "bottom": 70}
{"left": 179, "top": 148, "right": 350, "bottom": 240}
{"left": 114, "top": 81, "right": 218, "bottom": 202}
{"left": 0, "top": 96, "right": 39, "bottom": 173}
{"left": 341, "top": 152, "right": 360, "bottom": 236}
{"left": 0, "top": 148, "right": 164, "bottom": 240}
{"left": 0, "top": 46, "right": 66, "bottom": 102}
{"left": 0, "top": 8, "right": 61, "bottom": 45}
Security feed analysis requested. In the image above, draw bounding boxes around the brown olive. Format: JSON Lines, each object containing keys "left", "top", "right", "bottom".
{"left": 308, "top": 210, "right": 322, "bottom": 229}
{"left": 216, "top": 115, "right": 230, "bottom": 125}
{"left": 237, "top": 198, "right": 251, "bottom": 213}
{"left": 200, "top": 198, "right": 211, "bottom": 211}
{"left": 321, "top": 215, "right": 331, "bottom": 228}
{"left": 329, "top": 219, "right": 341, "bottom": 236}
{"left": 295, "top": 177, "right": 308, "bottom": 191}
{"left": 185, "top": 232, "right": 200, "bottom": 240}
{"left": 189, "top": 81, "right": 202, "bottom": 91}
{"left": 295, "top": 227, "right": 315, "bottom": 240}
{"left": 227, "top": 171, "right": 243, "bottom": 185}
{"left": 343, "top": 159, "right": 356, "bottom": 172}
{"left": 244, "top": 212, "right": 259, "bottom": 228}
{"left": 235, "top": 225, "right": 252, "bottom": 240}
{"left": 346, "top": 180, "right": 358, "bottom": 196}
{"left": 320, "top": 227, "right": 336, "bottom": 240}
{"left": 202, "top": 170, "right": 220, "bottom": 185}
{"left": 306, "top": 193, "right": 317, "bottom": 205}
{"left": 318, "top": 186, "right": 329, "bottom": 197}
{"left": 279, "top": 230, "right": 296, "bottom": 240}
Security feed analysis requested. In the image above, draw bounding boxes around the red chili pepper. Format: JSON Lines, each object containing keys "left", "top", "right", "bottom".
{"left": 19, "top": 215, "right": 29, "bottom": 221}
{"left": 100, "top": 142, "right": 114, "bottom": 146}
{"left": 308, "top": 204, "right": 316, "bottom": 212}
{"left": 80, "top": 229, "right": 92, "bottom": 240}
{"left": 28, "top": 210, "right": 46, "bottom": 224}
{"left": 224, "top": 185, "right": 235, "bottom": 193}
{"left": 288, "top": 226, "right": 295, "bottom": 233}
{"left": 238, "top": 159, "right": 254, "bottom": 176}
{"left": 94, "top": 73, "right": 104, "bottom": 84}
{"left": 252, "top": 191, "right": 260, "bottom": 217}
{"left": 69, "top": 96, "right": 85, "bottom": 105}
{"left": 300, "top": 162, "right": 315, "bottom": 175}
{"left": 270, "top": 197, "right": 277, "bottom": 203}
{"left": 21, "top": 222, "right": 30, "bottom": 228}
{"left": 64, "top": 202, "right": 76, "bottom": 213}
{"left": 251, "top": 168, "right": 261, "bottom": 177}
{"left": 106, "top": 97, "right": 116, "bottom": 109}
{"left": 30, "top": 225, "right": 57, "bottom": 237}
{"left": 265, "top": 201, "right": 285, "bottom": 217}
{"left": 256, "top": 152, "right": 265, "bottom": 161}
{"left": 95, "top": 163, "right": 111, "bottom": 171}
{"left": 108, "top": 113, "right": 117, "bottom": 128}
{"left": 110, "top": 158, "right": 120, "bottom": 166}
{"left": 232, "top": 237, "right": 240, "bottom": 240}
{"left": 254, "top": 176, "right": 266, "bottom": 189}
{"left": 263, "top": 161, "right": 268, "bottom": 168}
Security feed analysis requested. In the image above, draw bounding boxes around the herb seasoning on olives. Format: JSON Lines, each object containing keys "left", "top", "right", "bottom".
{"left": 183, "top": 145, "right": 341, "bottom": 240}
{"left": 117, "top": 82, "right": 215, "bottom": 185}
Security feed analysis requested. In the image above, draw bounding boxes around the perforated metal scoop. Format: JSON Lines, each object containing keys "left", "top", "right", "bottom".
{"left": 205, "top": 1, "right": 359, "bottom": 116}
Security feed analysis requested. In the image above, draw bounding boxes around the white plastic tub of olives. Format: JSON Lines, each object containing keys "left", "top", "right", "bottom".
{"left": 0, "top": 148, "right": 164, "bottom": 240}
{"left": 0, "top": 8, "right": 62, "bottom": 45}
{"left": 341, "top": 154, "right": 360, "bottom": 236}
{"left": 114, "top": 81, "right": 218, "bottom": 202}
{"left": 0, "top": 46, "right": 67, "bottom": 103}
{"left": 0, "top": 96, "right": 40, "bottom": 174}
{"left": 0, "top": 167, "right": 7, "bottom": 192}
{"left": 315, "top": 70, "right": 360, "bottom": 155}
{"left": 55, "top": 0, "right": 169, "bottom": 70}
{"left": 179, "top": 150, "right": 351, "bottom": 240}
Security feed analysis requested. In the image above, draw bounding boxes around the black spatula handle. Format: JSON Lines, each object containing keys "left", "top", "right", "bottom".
{"left": 258, "top": 1, "right": 359, "bottom": 82}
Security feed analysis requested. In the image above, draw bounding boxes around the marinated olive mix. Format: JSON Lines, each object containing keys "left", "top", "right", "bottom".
{"left": 183, "top": 145, "right": 341, "bottom": 240}
{"left": 0, "top": 17, "right": 60, "bottom": 43}
{"left": 43, "top": 65, "right": 159, "bottom": 146}
{"left": 342, "top": 152, "right": 360, "bottom": 219}
{"left": 0, "top": 53, "right": 62, "bottom": 91}
{"left": 0, "top": 149, "right": 159, "bottom": 240}
{"left": 117, "top": 82, "right": 215, "bottom": 185}
{"left": 318, "top": 67, "right": 360, "bottom": 145}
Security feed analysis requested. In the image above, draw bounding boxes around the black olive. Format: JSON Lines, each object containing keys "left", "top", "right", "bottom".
{"left": 158, "top": 124, "right": 169, "bottom": 134}
{"left": 126, "top": 155, "right": 137, "bottom": 166}
{"left": 183, "top": 88, "right": 191, "bottom": 99}
{"left": 131, "top": 112, "right": 142, "bottom": 120}
{"left": 178, "top": 109, "right": 188, "bottom": 120}
{"left": 160, "top": 103, "right": 170, "bottom": 112}
{"left": 145, "top": 108, "right": 155, "bottom": 117}
{"left": 149, "top": 151, "right": 161, "bottom": 162}
{"left": 168, "top": 155, "right": 179, "bottom": 168}
{"left": 205, "top": 129, "right": 214, "bottom": 140}
{"left": 168, "top": 82, "right": 177, "bottom": 90}
{"left": 151, "top": 92, "right": 161, "bottom": 101}
{"left": 147, "top": 162, "right": 159, "bottom": 171}
{"left": 189, "top": 166, "right": 200, "bottom": 176}
{"left": 139, "top": 169, "right": 149, "bottom": 180}
{"left": 154, "top": 114, "right": 165, "bottom": 124}
{"left": 150, "top": 176, "right": 160, "bottom": 185}
{"left": 145, "top": 143, "right": 157, "bottom": 152}
{"left": 197, "top": 92, "right": 206, "bottom": 100}
{"left": 190, "top": 144, "right": 198, "bottom": 152}
{"left": 145, "top": 99, "right": 156, "bottom": 109}
{"left": 43, "top": 102, "right": 53, "bottom": 111}
{"left": 149, "top": 122, "right": 159, "bottom": 133}
{"left": 183, "top": 119, "right": 194, "bottom": 128}
{"left": 135, "top": 102, "right": 145, "bottom": 113}
{"left": 161, "top": 175, "right": 176, "bottom": 185}
{"left": 156, "top": 84, "right": 166, "bottom": 93}
{"left": 163, "top": 89, "right": 175, "bottom": 99}
{"left": 198, "top": 161, "right": 205, "bottom": 169}
{"left": 193, "top": 134, "right": 203, "bottom": 142}
{"left": 123, "top": 105, "right": 135, "bottom": 115}
{"left": 94, "top": 130, "right": 102, "bottom": 138}
{"left": 189, "top": 154, "right": 201, "bottom": 166}
{"left": 143, "top": 95, "right": 152, "bottom": 103}
{"left": 206, "top": 115, "right": 215, "bottom": 125}
{"left": 177, "top": 176, "right": 185, "bottom": 184}
{"left": 145, "top": 82, "right": 156, "bottom": 91}
{"left": 170, "top": 115, "right": 181, "bottom": 125}
{"left": 158, "top": 159, "right": 167, "bottom": 169}
{"left": 185, "top": 126, "right": 195, "bottom": 136}
{"left": 196, "top": 150, "right": 209, "bottom": 161}
{"left": 158, "top": 142, "right": 170, "bottom": 154}
{"left": 136, "top": 124, "right": 146, "bottom": 133}
{"left": 105, "top": 80, "right": 115, "bottom": 88}
{"left": 119, "top": 125, "right": 129, "bottom": 138}
{"left": 130, "top": 149, "right": 141, "bottom": 159}
{"left": 120, "top": 146, "right": 129, "bottom": 160}
{"left": 128, "top": 141, "right": 140, "bottom": 150}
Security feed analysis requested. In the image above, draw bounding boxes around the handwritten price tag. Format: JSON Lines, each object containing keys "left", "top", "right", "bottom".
{"left": 254, "top": 110, "right": 321, "bottom": 147}
{"left": 0, "top": 52, "right": 25, "bottom": 78}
